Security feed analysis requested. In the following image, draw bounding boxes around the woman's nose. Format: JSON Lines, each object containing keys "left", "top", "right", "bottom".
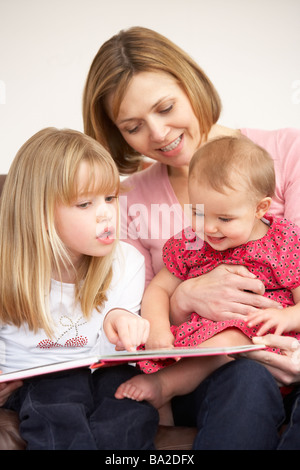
{"left": 148, "top": 118, "right": 169, "bottom": 142}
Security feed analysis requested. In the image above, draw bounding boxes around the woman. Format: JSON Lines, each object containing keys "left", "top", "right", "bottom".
{"left": 82, "top": 26, "right": 300, "bottom": 449}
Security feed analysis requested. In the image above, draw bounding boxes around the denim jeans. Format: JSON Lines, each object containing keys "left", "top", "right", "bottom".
{"left": 5, "top": 364, "right": 159, "bottom": 450}
{"left": 172, "top": 359, "right": 286, "bottom": 450}
{"left": 279, "top": 385, "right": 300, "bottom": 449}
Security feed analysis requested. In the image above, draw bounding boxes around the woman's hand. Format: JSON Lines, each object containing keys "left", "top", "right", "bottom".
{"left": 240, "top": 335, "right": 300, "bottom": 386}
{"left": 104, "top": 308, "right": 150, "bottom": 352}
{"left": 0, "top": 380, "right": 23, "bottom": 406}
{"left": 170, "top": 264, "right": 280, "bottom": 326}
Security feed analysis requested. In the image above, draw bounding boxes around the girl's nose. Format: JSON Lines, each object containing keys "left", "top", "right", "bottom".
{"left": 96, "top": 204, "right": 113, "bottom": 223}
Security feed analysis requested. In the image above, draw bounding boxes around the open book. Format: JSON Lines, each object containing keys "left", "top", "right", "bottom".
{"left": 0, "top": 343, "right": 265, "bottom": 383}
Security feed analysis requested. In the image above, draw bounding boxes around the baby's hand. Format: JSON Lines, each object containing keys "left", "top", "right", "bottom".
{"left": 104, "top": 309, "right": 150, "bottom": 352}
{"left": 247, "top": 307, "right": 297, "bottom": 336}
{"left": 145, "top": 328, "right": 174, "bottom": 350}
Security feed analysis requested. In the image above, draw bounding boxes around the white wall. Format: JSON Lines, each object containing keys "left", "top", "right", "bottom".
{"left": 0, "top": 0, "right": 299, "bottom": 173}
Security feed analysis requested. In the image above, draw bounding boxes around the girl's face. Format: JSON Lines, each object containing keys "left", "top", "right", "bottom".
{"left": 189, "top": 179, "right": 266, "bottom": 251}
{"left": 54, "top": 162, "right": 118, "bottom": 267}
{"left": 107, "top": 71, "right": 201, "bottom": 168}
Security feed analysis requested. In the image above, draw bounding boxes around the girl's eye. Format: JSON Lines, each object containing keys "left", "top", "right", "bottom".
{"left": 76, "top": 202, "right": 90, "bottom": 209}
{"left": 219, "top": 217, "right": 232, "bottom": 223}
{"left": 105, "top": 195, "right": 117, "bottom": 203}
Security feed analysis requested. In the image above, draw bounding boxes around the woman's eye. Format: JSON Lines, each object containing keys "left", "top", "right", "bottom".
{"left": 160, "top": 104, "right": 173, "bottom": 114}
{"left": 127, "top": 125, "right": 140, "bottom": 135}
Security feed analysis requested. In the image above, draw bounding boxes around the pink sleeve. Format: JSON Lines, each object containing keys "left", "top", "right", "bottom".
{"left": 272, "top": 218, "right": 300, "bottom": 290}
{"left": 119, "top": 193, "right": 155, "bottom": 285}
{"left": 119, "top": 163, "right": 190, "bottom": 287}
{"left": 278, "top": 129, "right": 300, "bottom": 226}
{"left": 162, "top": 236, "right": 189, "bottom": 280}
{"left": 241, "top": 128, "right": 300, "bottom": 227}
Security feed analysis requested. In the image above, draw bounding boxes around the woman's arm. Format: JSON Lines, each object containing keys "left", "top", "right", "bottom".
{"left": 170, "top": 264, "right": 280, "bottom": 326}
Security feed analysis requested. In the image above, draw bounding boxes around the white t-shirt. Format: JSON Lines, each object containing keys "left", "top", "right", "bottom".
{"left": 0, "top": 242, "right": 145, "bottom": 373}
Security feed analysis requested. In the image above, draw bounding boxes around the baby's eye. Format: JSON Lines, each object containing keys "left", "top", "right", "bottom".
{"left": 219, "top": 217, "right": 232, "bottom": 223}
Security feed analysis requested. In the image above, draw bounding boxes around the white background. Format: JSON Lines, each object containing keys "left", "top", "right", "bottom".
{"left": 0, "top": 0, "right": 299, "bottom": 174}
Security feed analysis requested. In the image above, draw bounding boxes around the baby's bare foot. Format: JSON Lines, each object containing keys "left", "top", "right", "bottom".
{"left": 115, "top": 373, "right": 174, "bottom": 425}
{"left": 115, "top": 373, "right": 169, "bottom": 409}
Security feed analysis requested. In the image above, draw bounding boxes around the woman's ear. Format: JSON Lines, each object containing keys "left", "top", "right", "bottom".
{"left": 255, "top": 197, "right": 272, "bottom": 219}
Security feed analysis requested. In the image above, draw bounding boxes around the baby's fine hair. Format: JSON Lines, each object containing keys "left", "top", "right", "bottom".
{"left": 189, "top": 135, "right": 275, "bottom": 200}
{"left": 0, "top": 127, "right": 120, "bottom": 336}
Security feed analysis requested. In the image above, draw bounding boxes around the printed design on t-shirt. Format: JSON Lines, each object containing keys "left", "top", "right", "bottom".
{"left": 37, "top": 315, "right": 88, "bottom": 349}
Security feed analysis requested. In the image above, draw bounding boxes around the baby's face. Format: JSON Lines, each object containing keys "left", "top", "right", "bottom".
{"left": 188, "top": 179, "right": 261, "bottom": 251}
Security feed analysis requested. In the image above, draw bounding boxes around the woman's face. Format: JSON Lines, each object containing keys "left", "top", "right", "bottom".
{"left": 107, "top": 71, "right": 201, "bottom": 168}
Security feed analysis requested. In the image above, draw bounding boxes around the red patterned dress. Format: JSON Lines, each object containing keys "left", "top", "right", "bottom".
{"left": 139, "top": 215, "right": 300, "bottom": 373}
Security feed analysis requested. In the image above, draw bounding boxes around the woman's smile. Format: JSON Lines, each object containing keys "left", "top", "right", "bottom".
{"left": 158, "top": 134, "right": 184, "bottom": 156}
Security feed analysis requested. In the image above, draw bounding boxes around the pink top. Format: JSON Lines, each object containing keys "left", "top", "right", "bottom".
{"left": 138, "top": 214, "right": 300, "bottom": 374}
{"left": 163, "top": 214, "right": 300, "bottom": 307}
{"left": 119, "top": 128, "right": 300, "bottom": 286}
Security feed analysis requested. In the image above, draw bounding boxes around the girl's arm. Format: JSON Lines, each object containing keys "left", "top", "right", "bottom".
{"left": 247, "top": 285, "right": 300, "bottom": 336}
{"left": 142, "top": 267, "right": 182, "bottom": 349}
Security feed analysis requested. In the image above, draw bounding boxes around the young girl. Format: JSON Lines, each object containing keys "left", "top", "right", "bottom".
{"left": 115, "top": 136, "right": 300, "bottom": 423}
{"left": 0, "top": 127, "right": 158, "bottom": 449}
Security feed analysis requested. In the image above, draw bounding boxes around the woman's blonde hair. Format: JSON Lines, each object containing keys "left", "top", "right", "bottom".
{"left": 83, "top": 26, "right": 222, "bottom": 175}
{"left": 189, "top": 136, "right": 275, "bottom": 201}
{"left": 0, "top": 127, "right": 120, "bottom": 336}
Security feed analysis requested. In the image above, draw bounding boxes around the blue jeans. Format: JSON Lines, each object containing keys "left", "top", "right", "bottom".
{"left": 279, "top": 385, "right": 300, "bottom": 449}
{"left": 172, "top": 359, "right": 286, "bottom": 450}
{"left": 5, "top": 365, "right": 159, "bottom": 450}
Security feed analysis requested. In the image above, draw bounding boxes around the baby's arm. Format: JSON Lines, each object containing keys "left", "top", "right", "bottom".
{"left": 141, "top": 267, "right": 182, "bottom": 349}
{"left": 247, "top": 285, "right": 300, "bottom": 336}
{"left": 103, "top": 308, "right": 150, "bottom": 352}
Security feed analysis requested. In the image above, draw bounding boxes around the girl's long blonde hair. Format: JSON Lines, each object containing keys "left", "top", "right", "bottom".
{"left": 0, "top": 127, "right": 120, "bottom": 337}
